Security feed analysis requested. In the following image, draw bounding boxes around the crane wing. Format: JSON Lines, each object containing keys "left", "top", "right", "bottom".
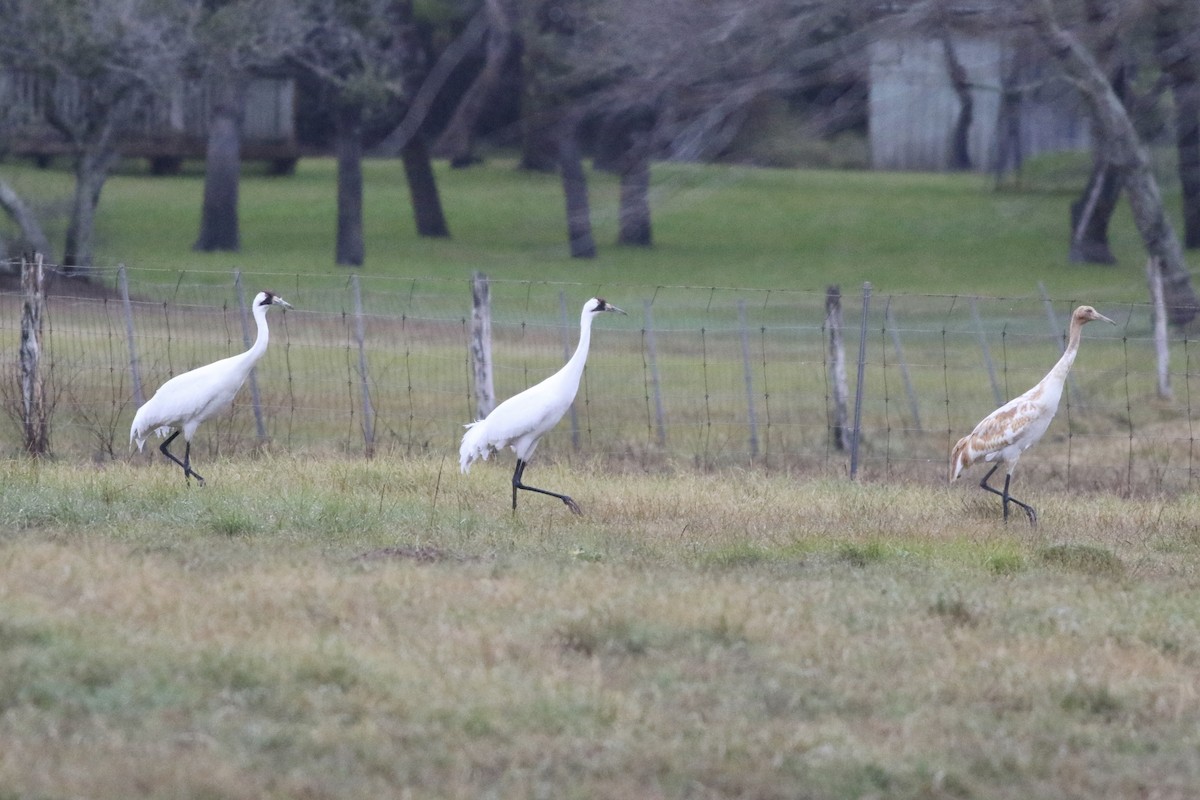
{"left": 950, "top": 385, "right": 1050, "bottom": 479}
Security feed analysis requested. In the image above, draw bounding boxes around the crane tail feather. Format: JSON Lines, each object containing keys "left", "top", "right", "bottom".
{"left": 459, "top": 420, "right": 490, "bottom": 473}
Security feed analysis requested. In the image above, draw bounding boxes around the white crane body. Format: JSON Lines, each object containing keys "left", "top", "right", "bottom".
{"left": 460, "top": 297, "right": 624, "bottom": 513}
{"left": 130, "top": 290, "right": 292, "bottom": 483}
{"left": 950, "top": 305, "right": 1113, "bottom": 523}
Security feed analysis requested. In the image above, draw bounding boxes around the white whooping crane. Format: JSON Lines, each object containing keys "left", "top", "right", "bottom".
{"left": 130, "top": 290, "right": 293, "bottom": 484}
{"left": 459, "top": 297, "right": 626, "bottom": 514}
{"left": 950, "top": 304, "right": 1114, "bottom": 524}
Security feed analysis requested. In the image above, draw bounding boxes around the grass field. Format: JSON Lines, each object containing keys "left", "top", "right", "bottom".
{"left": 0, "top": 153, "right": 1161, "bottom": 300}
{"left": 3, "top": 155, "right": 1200, "bottom": 797}
{"left": 2, "top": 456, "right": 1199, "bottom": 799}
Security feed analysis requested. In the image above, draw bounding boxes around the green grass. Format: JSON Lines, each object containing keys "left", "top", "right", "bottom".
{"left": 1, "top": 456, "right": 1200, "bottom": 798}
{"left": 4, "top": 155, "right": 1200, "bottom": 796}
{"left": 0, "top": 153, "right": 1163, "bottom": 301}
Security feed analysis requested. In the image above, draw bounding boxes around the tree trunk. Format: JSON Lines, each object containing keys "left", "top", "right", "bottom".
{"left": 618, "top": 148, "right": 652, "bottom": 247}
{"left": 0, "top": 180, "right": 53, "bottom": 262}
{"left": 558, "top": 115, "right": 595, "bottom": 258}
{"left": 194, "top": 74, "right": 244, "bottom": 253}
{"left": 334, "top": 102, "right": 365, "bottom": 267}
{"left": 1069, "top": 165, "right": 1121, "bottom": 263}
{"left": 617, "top": 115, "right": 654, "bottom": 246}
{"left": 63, "top": 147, "right": 117, "bottom": 274}
{"left": 1155, "top": 0, "right": 1200, "bottom": 248}
{"left": 941, "top": 35, "right": 973, "bottom": 171}
{"left": 401, "top": 133, "right": 450, "bottom": 237}
{"left": 1026, "top": 0, "right": 1200, "bottom": 325}
{"left": 1067, "top": 0, "right": 1129, "bottom": 264}
{"left": 433, "top": 0, "right": 517, "bottom": 167}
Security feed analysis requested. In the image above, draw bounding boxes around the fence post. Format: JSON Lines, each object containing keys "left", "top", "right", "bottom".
{"left": 885, "top": 302, "right": 921, "bottom": 431}
{"left": 643, "top": 299, "right": 666, "bottom": 447}
{"left": 850, "top": 282, "right": 871, "bottom": 479}
{"left": 118, "top": 263, "right": 144, "bottom": 408}
{"left": 559, "top": 290, "right": 580, "bottom": 450}
{"left": 19, "top": 254, "right": 49, "bottom": 455}
{"left": 1147, "top": 257, "right": 1172, "bottom": 400}
{"left": 825, "top": 286, "right": 849, "bottom": 452}
{"left": 970, "top": 297, "right": 1003, "bottom": 406}
{"left": 737, "top": 299, "right": 759, "bottom": 459}
{"left": 351, "top": 274, "right": 376, "bottom": 457}
{"left": 233, "top": 271, "right": 268, "bottom": 442}
{"left": 469, "top": 271, "right": 495, "bottom": 420}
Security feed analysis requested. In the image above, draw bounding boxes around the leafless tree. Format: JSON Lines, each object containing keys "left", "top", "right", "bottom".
{"left": 0, "top": 0, "right": 199, "bottom": 274}
{"left": 1018, "top": 0, "right": 1200, "bottom": 324}
{"left": 193, "top": 0, "right": 301, "bottom": 253}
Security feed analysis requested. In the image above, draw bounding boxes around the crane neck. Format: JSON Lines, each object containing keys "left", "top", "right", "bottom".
{"left": 1049, "top": 314, "right": 1085, "bottom": 381}
{"left": 562, "top": 309, "right": 596, "bottom": 383}
{"left": 244, "top": 301, "right": 273, "bottom": 365}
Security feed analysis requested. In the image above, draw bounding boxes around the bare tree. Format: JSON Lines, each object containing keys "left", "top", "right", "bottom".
{"left": 294, "top": 0, "right": 419, "bottom": 266}
{"left": 1154, "top": 0, "right": 1200, "bottom": 249}
{"left": 193, "top": 0, "right": 300, "bottom": 253}
{"left": 0, "top": 0, "right": 199, "bottom": 274}
{"left": 1021, "top": 0, "right": 1200, "bottom": 324}
{"left": 434, "top": 0, "right": 519, "bottom": 167}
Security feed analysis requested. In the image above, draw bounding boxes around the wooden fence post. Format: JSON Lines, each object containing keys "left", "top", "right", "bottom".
{"left": 1147, "top": 257, "right": 1172, "bottom": 400}
{"left": 469, "top": 272, "right": 495, "bottom": 420}
{"left": 19, "top": 254, "right": 49, "bottom": 455}
{"left": 825, "top": 285, "right": 850, "bottom": 452}
{"left": 351, "top": 274, "right": 376, "bottom": 457}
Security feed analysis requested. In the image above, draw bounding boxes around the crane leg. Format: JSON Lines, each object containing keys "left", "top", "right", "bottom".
{"left": 158, "top": 431, "right": 205, "bottom": 485}
{"left": 978, "top": 465, "right": 1036, "bottom": 526}
{"left": 511, "top": 459, "right": 582, "bottom": 515}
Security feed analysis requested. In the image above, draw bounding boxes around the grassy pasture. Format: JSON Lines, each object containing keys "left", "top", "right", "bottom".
{"left": 4, "top": 155, "right": 1200, "bottom": 796}
{"left": 2, "top": 456, "right": 1200, "bottom": 798}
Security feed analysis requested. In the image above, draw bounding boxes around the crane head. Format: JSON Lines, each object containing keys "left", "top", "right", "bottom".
{"left": 588, "top": 297, "right": 626, "bottom": 316}
{"left": 257, "top": 291, "right": 294, "bottom": 310}
{"left": 1074, "top": 305, "right": 1114, "bottom": 326}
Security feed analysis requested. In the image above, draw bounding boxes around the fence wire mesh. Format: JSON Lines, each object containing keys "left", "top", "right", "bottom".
{"left": 1, "top": 264, "right": 1193, "bottom": 496}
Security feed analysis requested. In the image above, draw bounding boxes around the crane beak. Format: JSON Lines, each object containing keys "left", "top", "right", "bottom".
{"left": 275, "top": 297, "right": 294, "bottom": 310}
{"left": 607, "top": 304, "right": 627, "bottom": 315}
{"left": 1098, "top": 312, "right": 1115, "bottom": 325}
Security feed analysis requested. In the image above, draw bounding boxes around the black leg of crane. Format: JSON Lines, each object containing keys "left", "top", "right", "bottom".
{"left": 159, "top": 431, "right": 204, "bottom": 485}
{"left": 979, "top": 465, "right": 1036, "bottom": 526}
{"left": 511, "top": 458, "right": 582, "bottom": 515}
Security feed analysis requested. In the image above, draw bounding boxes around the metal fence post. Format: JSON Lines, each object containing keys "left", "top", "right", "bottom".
{"left": 850, "top": 282, "right": 871, "bottom": 479}
{"left": 737, "top": 299, "right": 759, "bottom": 459}
{"left": 885, "top": 302, "right": 921, "bottom": 431}
{"left": 560, "top": 290, "right": 581, "bottom": 450}
{"left": 118, "top": 263, "right": 144, "bottom": 408}
{"left": 970, "top": 297, "right": 1003, "bottom": 407}
{"left": 643, "top": 299, "right": 666, "bottom": 447}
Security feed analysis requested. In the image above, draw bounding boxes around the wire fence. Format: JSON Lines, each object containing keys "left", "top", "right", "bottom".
{"left": 1, "top": 263, "right": 1194, "bottom": 496}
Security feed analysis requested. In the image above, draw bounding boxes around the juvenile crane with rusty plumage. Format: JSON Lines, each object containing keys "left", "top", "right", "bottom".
{"left": 950, "top": 305, "right": 1114, "bottom": 524}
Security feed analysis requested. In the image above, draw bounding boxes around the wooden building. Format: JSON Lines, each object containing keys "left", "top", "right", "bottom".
{"left": 0, "top": 71, "right": 300, "bottom": 174}
{"left": 869, "top": 36, "right": 1091, "bottom": 172}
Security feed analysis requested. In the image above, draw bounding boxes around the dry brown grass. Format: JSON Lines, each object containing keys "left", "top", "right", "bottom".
{"left": 1, "top": 454, "right": 1199, "bottom": 798}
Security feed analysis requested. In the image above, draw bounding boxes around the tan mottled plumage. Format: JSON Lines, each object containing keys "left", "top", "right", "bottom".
{"left": 950, "top": 305, "right": 1114, "bottom": 523}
